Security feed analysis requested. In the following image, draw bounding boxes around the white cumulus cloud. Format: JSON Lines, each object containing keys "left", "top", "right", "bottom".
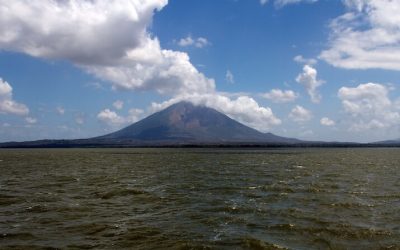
{"left": 0, "top": 0, "right": 215, "bottom": 96}
{"left": 320, "top": 0, "right": 400, "bottom": 71}
{"left": 25, "top": 117, "right": 37, "bottom": 124}
{"left": 150, "top": 93, "right": 282, "bottom": 132}
{"left": 274, "top": 0, "right": 318, "bottom": 8}
{"left": 320, "top": 117, "right": 335, "bottom": 126}
{"left": 126, "top": 108, "right": 144, "bottom": 124}
{"left": 97, "top": 109, "right": 126, "bottom": 127}
{"left": 0, "top": 0, "right": 280, "bottom": 132}
{"left": 178, "top": 36, "right": 210, "bottom": 48}
{"left": 338, "top": 83, "right": 400, "bottom": 131}
{"left": 262, "top": 89, "right": 298, "bottom": 103}
{"left": 97, "top": 108, "right": 143, "bottom": 127}
{"left": 293, "top": 55, "right": 317, "bottom": 65}
{"left": 113, "top": 100, "right": 124, "bottom": 110}
{"left": 85, "top": 37, "right": 216, "bottom": 95}
{"left": 296, "top": 65, "right": 324, "bottom": 103}
{"left": 56, "top": 107, "right": 65, "bottom": 115}
{"left": 0, "top": 78, "right": 29, "bottom": 116}
{"left": 289, "top": 105, "right": 312, "bottom": 123}
{"left": 0, "top": 0, "right": 167, "bottom": 65}
{"left": 260, "top": 0, "right": 318, "bottom": 7}
{"left": 75, "top": 115, "right": 84, "bottom": 125}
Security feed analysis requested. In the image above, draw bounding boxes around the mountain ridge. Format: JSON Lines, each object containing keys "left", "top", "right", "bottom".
{"left": 374, "top": 138, "right": 400, "bottom": 144}
{"left": 2, "top": 101, "right": 398, "bottom": 148}
{"left": 96, "top": 101, "right": 300, "bottom": 144}
{"left": 0, "top": 101, "right": 303, "bottom": 147}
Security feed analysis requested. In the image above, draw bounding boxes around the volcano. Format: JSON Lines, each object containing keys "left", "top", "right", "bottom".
{"left": 96, "top": 101, "right": 299, "bottom": 144}
{"left": 0, "top": 101, "right": 302, "bottom": 147}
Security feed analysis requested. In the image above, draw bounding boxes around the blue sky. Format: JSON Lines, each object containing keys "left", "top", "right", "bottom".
{"left": 1, "top": 0, "right": 400, "bottom": 143}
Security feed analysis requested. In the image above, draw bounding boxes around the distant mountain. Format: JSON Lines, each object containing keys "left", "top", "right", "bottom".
{"left": 0, "top": 101, "right": 302, "bottom": 148}
{"left": 97, "top": 101, "right": 300, "bottom": 144}
{"left": 372, "top": 138, "right": 400, "bottom": 145}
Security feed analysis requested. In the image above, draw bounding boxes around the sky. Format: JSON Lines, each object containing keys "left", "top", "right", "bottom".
{"left": 1, "top": 0, "right": 400, "bottom": 143}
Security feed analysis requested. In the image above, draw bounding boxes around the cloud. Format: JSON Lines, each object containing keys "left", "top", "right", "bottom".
{"left": 97, "top": 109, "right": 125, "bottom": 127}
{"left": 338, "top": 83, "right": 400, "bottom": 131}
{"left": 320, "top": 117, "right": 335, "bottom": 126}
{"left": 0, "top": 78, "right": 29, "bottom": 116}
{"left": 25, "top": 117, "right": 37, "bottom": 124}
{"left": 262, "top": 89, "right": 298, "bottom": 103}
{"left": 0, "top": 1, "right": 280, "bottom": 132}
{"left": 299, "top": 129, "right": 314, "bottom": 138}
{"left": 225, "top": 70, "right": 235, "bottom": 84}
{"left": 97, "top": 108, "right": 143, "bottom": 127}
{"left": 296, "top": 65, "right": 324, "bottom": 103}
{"left": 150, "top": 93, "right": 282, "bottom": 132}
{"left": 320, "top": 0, "right": 400, "bottom": 71}
{"left": 289, "top": 105, "right": 312, "bottom": 123}
{"left": 260, "top": 0, "right": 318, "bottom": 7}
{"left": 85, "top": 38, "right": 216, "bottom": 95}
{"left": 75, "top": 115, "right": 84, "bottom": 125}
{"left": 113, "top": 100, "right": 124, "bottom": 110}
{"left": 56, "top": 107, "right": 65, "bottom": 115}
{"left": 274, "top": 0, "right": 318, "bottom": 8}
{"left": 127, "top": 108, "right": 144, "bottom": 123}
{"left": 395, "top": 98, "right": 400, "bottom": 111}
{"left": 293, "top": 55, "right": 317, "bottom": 65}
{"left": 178, "top": 36, "right": 210, "bottom": 48}
{"left": 0, "top": 0, "right": 167, "bottom": 65}
{"left": 0, "top": 1, "right": 215, "bottom": 96}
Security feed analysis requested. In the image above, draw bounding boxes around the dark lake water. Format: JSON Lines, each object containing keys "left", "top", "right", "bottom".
{"left": 0, "top": 148, "right": 399, "bottom": 249}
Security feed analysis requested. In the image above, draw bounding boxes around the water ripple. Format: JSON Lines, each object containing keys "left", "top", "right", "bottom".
{"left": 0, "top": 148, "right": 399, "bottom": 249}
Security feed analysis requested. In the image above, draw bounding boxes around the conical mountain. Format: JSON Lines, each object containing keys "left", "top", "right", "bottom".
{"left": 98, "top": 101, "right": 299, "bottom": 144}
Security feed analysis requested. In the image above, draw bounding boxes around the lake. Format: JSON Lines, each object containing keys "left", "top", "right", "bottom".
{"left": 0, "top": 148, "right": 399, "bottom": 249}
